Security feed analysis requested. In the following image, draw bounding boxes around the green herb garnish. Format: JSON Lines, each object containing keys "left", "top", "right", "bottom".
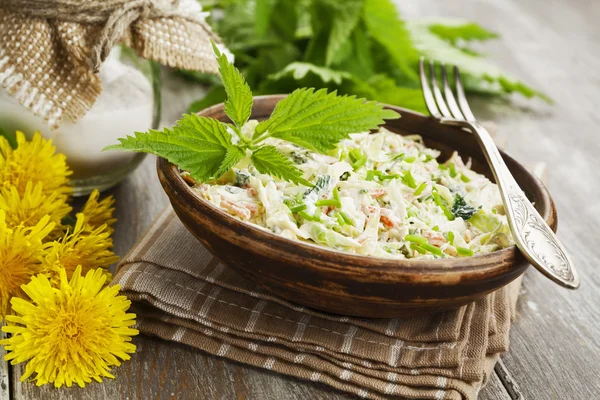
{"left": 432, "top": 189, "right": 455, "bottom": 221}
{"left": 106, "top": 45, "right": 399, "bottom": 186}
{"left": 451, "top": 194, "right": 480, "bottom": 220}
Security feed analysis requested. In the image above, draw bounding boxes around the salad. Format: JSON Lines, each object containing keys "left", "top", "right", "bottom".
{"left": 185, "top": 122, "right": 513, "bottom": 259}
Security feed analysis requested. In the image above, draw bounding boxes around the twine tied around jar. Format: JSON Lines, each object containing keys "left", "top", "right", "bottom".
{"left": 0, "top": 0, "right": 222, "bottom": 127}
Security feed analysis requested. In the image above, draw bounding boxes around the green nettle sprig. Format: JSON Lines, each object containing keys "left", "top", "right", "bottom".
{"left": 105, "top": 45, "right": 399, "bottom": 186}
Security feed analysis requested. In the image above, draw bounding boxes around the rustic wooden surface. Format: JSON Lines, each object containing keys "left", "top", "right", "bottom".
{"left": 5, "top": 0, "right": 600, "bottom": 398}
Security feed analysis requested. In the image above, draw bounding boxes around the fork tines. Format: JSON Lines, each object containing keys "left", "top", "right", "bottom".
{"left": 419, "top": 58, "right": 475, "bottom": 122}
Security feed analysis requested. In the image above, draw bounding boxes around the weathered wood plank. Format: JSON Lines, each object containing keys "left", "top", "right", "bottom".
{"left": 0, "top": 324, "right": 10, "bottom": 400}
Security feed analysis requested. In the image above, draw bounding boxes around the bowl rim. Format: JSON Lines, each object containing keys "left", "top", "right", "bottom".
{"left": 157, "top": 95, "right": 556, "bottom": 276}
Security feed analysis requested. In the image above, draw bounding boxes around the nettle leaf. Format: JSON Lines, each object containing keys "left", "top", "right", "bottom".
{"left": 213, "top": 146, "right": 246, "bottom": 178}
{"left": 255, "top": 0, "right": 278, "bottom": 37}
{"left": 253, "top": 88, "right": 399, "bottom": 153}
{"left": 213, "top": 43, "right": 254, "bottom": 128}
{"left": 427, "top": 20, "right": 499, "bottom": 45}
{"left": 251, "top": 145, "right": 312, "bottom": 186}
{"left": 269, "top": 62, "right": 352, "bottom": 85}
{"left": 105, "top": 115, "right": 236, "bottom": 182}
{"left": 363, "top": 0, "right": 420, "bottom": 82}
{"left": 324, "top": 0, "right": 363, "bottom": 66}
{"left": 407, "top": 18, "right": 551, "bottom": 103}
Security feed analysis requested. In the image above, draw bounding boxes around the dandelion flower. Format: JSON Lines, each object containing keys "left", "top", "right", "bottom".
{"left": 0, "top": 181, "right": 71, "bottom": 231}
{"left": 40, "top": 214, "right": 119, "bottom": 283}
{"left": 0, "top": 210, "right": 55, "bottom": 317}
{"left": 81, "top": 189, "right": 117, "bottom": 233}
{"left": 1, "top": 266, "right": 139, "bottom": 387}
{"left": 0, "top": 131, "right": 72, "bottom": 197}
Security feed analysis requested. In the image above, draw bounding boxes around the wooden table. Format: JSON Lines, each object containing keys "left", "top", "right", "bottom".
{"left": 3, "top": 0, "right": 600, "bottom": 398}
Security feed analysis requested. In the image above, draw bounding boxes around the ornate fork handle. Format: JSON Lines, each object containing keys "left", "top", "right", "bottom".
{"left": 443, "top": 119, "right": 580, "bottom": 289}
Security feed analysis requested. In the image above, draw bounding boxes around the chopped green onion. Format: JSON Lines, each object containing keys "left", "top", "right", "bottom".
{"left": 299, "top": 209, "right": 321, "bottom": 222}
{"left": 366, "top": 170, "right": 382, "bottom": 181}
{"left": 349, "top": 148, "right": 363, "bottom": 162}
{"left": 402, "top": 171, "right": 417, "bottom": 189}
{"left": 457, "top": 247, "right": 474, "bottom": 257}
{"left": 447, "top": 231, "right": 455, "bottom": 245}
{"left": 289, "top": 204, "right": 307, "bottom": 213}
{"left": 405, "top": 234, "right": 427, "bottom": 244}
{"left": 298, "top": 211, "right": 313, "bottom": 221}
{"left": 449, "top": 163, "right": 458, "bottom": 178}
{"left": 438, "top": 164, "right": 448, "bottom": 170}
{"left": 391, "top": 153, "right": 405, "bottom": 161}
{"left": 380, "top": 173, "right": 400, "bottom": 180}
{"left": 432, "top": 190, "right": 455, "bottom": 220}
{"left": 284, "top": 199, "right": 293, "bottom": 207}
{"left": 414, "top": 182, "right": 427, "bottom": 196}
{"left": 352, "top": 157, "right": 367, "bottom": 170}
{"left": 333, "top": 187, "right": 341, "bottom": 203}
{"left": 410, "top": 243, "right": 427, "bottom": 254}
{"left": 403, "top": 156, "right": 416, "bottom": 163}
{"left": 406, "top": 207, "right": 418, "bottom": 219}
{"left": 432, "top": 225, "right": 439, "bottom": 232}
{"left": 335, "top": 212, "right": 346, "bottom": 225}
{"left": 460, "top": 173, "right": 471, "bottom": 183}
{"left": 339, "top": 211, "right": 354, "bottom": 226}
{"left": 424, "top": 154, "right": 434, "bottom": 162}
{"left": 421, "top": 243, "right": 444, "bottom": 257}
{"left": 315, "top": 199, "right": 340, "bottom": 207}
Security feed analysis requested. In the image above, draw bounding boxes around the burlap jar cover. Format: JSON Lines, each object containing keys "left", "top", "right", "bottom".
{"left": 0, "top": 0, "right": 221, "bottom": 127}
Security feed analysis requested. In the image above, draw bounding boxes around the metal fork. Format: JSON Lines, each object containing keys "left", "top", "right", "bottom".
{"left": 419, "top": 58, "right": 579, "bottom": 289}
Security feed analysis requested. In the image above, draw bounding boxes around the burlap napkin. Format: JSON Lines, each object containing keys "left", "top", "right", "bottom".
{"left": 112, "top": 181, "right": 542, "bottom": 400}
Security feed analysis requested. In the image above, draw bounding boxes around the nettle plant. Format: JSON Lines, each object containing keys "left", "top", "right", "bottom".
{"left": 106, "top": 44, "right": 399, "bottom": 186}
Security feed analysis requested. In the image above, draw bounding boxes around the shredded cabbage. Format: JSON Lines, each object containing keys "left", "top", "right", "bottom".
{"left": 190, "top": 123, "right": 514, "bottom": 259}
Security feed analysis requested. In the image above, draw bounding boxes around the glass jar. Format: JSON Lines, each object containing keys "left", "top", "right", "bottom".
{"left": 0, "top": 46, "right": 161, "bottom": 196}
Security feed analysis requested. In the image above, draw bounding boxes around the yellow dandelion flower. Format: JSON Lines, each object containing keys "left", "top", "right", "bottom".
{"left": 0, "top": 181, "right": 71, "bottom": 232}
{"left": 0, "top": 131, "right": 72, "bottom": 197}
{"left": 1, "top": 266, "right": 139, "bottom": 388}
{"left": 40, "top": 214, "right": 119, "bottom": 283}
{"left": 81, "top": 189, "right": 117, "bottom": 233}
{"left": 0, "top": 210, "right": 55, "bottom": 317}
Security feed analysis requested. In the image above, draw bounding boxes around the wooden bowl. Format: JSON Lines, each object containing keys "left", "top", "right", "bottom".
{"left": 157, "top": 95, "right": 557, "bottom": 318}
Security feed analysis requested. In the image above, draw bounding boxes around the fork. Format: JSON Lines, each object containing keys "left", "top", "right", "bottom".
{"left": 419, "top": 58, "right": 579, "bottom": 289}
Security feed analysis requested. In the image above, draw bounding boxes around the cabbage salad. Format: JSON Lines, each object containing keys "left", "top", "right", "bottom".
{"left": 185, "top": 121, "right": 513, "bottom": 259}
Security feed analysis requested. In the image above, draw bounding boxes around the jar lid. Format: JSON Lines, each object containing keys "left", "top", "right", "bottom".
{"left": 0, "top": 0, "right": 222, "bottom": 127}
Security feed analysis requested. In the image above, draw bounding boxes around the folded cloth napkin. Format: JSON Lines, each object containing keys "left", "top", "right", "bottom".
{"left": 113, "top": 201, "right": 530, "bottom": 400}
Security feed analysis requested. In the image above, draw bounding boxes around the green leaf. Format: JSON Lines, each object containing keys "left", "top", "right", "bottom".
{"left": 187, "top": 86, "right": 227, "bottom": 113}
{"left": 451, "top": 194, "right": 479, "bottom": 220}
{"left": 212, "top": 42, "right": 254, "bottom": 128}
{"left": 251, "top": 145, "right": 311, "bottom": 186}
{"left": 213, "top": 145, "right": 246, "bottom": 178}
{"left": 363, "top": 0, "right": 420, "bottom": 82}
{"left": 269, "top": 62, "right": 352, "bottom": 85}
{"left": 105, "top": 114, "right": 235, "bottom": 182}
{"left": 255, "top": 0, "right": 278, "bottom": 37}
{"left": 408, "top": 18, "right": 551, "bottom": 103}
{"left": 324, "top": 0, "right": 363, "bottom": 66}
{"left": 428, "top": 21, "right": 499, "bottom": 45}
{"left": 0, "top": 127, "right": 17, "bottom": 149}
{"left": 253, "top": 88, "right": 400, "bottom": 153}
